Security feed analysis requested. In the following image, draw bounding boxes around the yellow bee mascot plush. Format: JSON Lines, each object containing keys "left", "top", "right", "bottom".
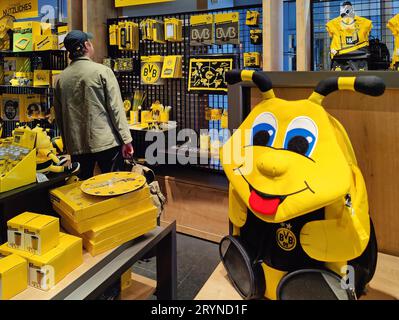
{"left": 220, "top": 70, "right": 385, "bottom": 300}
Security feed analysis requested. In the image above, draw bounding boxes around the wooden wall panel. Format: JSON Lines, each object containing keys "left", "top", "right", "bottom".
{"left": 82, "top": 0, "right": 117, "bottom": 63}
{"left": 262, "top": 0, "right": 284, "bottom": 71}
{"left": 158, "top": 176, "right": 229, "bottom": 243}
{"left": 68, "top": 0, "right": 83, "bottom": 31}
{"left": 296, "top": 0, "right": 312, "bottom": 71}
{"left": 250, "top": 87, "right": 399, "bottom": 256}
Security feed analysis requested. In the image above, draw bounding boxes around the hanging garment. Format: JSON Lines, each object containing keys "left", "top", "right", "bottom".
{"left": 387, "top": 14, "right": 399, "bottom": 69}
{"left": 326, "top": 16, "right": 372, "bottom": 58}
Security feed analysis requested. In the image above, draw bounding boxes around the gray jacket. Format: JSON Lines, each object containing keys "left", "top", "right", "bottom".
{"left": 54, "top": 57, "right": 132, "bottom": 156}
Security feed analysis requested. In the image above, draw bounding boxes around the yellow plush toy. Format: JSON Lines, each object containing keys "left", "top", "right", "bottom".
{"left": 32, "top": 125, "right": 79, "bottom": 174}
{"left": 220, "top": 70, "right": 385, "bottom": 300}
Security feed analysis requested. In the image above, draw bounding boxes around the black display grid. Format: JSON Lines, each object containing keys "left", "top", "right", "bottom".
{"left": 107, "top": 4, "right": 263, "bottom": 171}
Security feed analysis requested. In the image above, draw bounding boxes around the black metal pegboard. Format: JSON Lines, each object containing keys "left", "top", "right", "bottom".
{"left": 107, "top": 4, "right": 263, "bottom": 171}
{"left": 311, "top": 0, "right": 399, "bottom": 71}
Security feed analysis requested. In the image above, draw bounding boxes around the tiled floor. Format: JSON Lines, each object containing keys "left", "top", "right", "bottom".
{"left": 133, "top": 233, "right": 221, "bottom": 300}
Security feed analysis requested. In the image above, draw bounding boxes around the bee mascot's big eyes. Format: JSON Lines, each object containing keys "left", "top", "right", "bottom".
{"left": 219, "top": 70, "right": 385, "bottom": 300}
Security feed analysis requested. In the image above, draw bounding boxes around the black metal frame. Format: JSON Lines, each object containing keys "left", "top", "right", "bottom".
{"left": 107, "top": 4, "right": 263, "bottom": 171}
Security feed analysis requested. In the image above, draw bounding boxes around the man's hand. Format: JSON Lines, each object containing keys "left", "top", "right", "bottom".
{"left": 122, "top": 143, "right": 134, "bottom": 159}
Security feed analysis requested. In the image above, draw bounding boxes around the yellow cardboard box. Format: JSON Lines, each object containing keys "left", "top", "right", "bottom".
{"left": 7, "top": 212, "right": 40, "bottom": 251}
{"left": 84, "top": 217, "right": 156, "bottom": 256}
{"left": 23, "top": 215, "right": 60, "bottom": 256}
{"left": 0, "top": 243, "right": 33, "bottom": 260}
{"left": 13, "top": 21, "right": 42, "bottom": 52}
{"left": 55, "top": 195, "right": 156, "bottom": 234}
{"left": 0, "top": 254, "right": 28, "bottom": 300}
{"left": 35, "top": 35, "right": 58, "bottom": 51}
{"left": 50, "top": 182, "right": 152, "bottom": 223}
{"left": 28, "top": 233, "right": 83, "bottom": 291}
{"left": 61, "top": 204, "right": 158, "bottom": 242}
{"left": 33, "top": 70, "right": 51, "bottom": 87}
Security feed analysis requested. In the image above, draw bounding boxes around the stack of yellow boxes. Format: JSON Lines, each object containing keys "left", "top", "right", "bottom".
{"left": 50, "top": 182, "right": 158, "bottom": 256}
{"left": 0, "top": 212, "right": 83, "bottom": 298}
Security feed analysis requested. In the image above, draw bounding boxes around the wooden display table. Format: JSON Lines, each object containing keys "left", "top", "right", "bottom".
{"left": 195, "top": 253, "right": 399, "bottom": 300}
{"left": 13, "top": 223, "right": 177, "bottom": 300}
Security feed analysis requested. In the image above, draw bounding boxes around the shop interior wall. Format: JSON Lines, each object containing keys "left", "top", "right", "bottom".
{"left": 250, "top": 87, "right": 399, "bottom": 257}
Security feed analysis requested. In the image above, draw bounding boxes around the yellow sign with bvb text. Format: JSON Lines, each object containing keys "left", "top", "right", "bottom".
{"left": 1, "top": 0, "right": 38, "bottom": 19}
{"left": 115, "top": 0, "right": 175, "bottom": 8}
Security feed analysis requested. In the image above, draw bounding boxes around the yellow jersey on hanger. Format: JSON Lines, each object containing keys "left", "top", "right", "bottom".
{"left": 326, "top": 16, "right": 372, "bottom": 58}
{"left": 387, "top": 14, "right": 399, "bottom": 68}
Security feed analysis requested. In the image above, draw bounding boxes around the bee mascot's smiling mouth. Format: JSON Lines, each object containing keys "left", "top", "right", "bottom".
{"left": 248, "top": 184, "right": 313, "bottom": 216}
{"left": 249, "top": 191, "right": 283, "bottom": 216}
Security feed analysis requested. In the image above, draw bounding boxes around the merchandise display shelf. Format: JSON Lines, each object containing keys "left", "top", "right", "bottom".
{"left": 12, "top": 223, "right": 177, "bottom": 300}
{"left": 0, "top": 85, "right": 52, "bottom": 95}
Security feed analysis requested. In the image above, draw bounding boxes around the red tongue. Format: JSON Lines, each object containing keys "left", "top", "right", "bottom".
{"left": 249, "top": 191, "right": 281, "bottom": 216}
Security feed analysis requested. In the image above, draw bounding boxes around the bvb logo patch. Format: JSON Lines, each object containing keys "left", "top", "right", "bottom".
{"left": 141, "top": 63, "right": 161, "bottom": 84}
{"left": 276, "top": 227, "right": 297, "bottom": 252}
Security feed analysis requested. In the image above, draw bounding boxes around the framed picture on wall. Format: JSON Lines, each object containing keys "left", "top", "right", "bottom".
{"left": 188, "top": 55, "right": 236, "bottom": 93}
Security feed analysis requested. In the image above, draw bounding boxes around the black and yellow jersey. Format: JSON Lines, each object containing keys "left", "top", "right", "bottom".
{"left": 326, "top": 16, "right": 372, "bottom": 58}
{"left": 387, "top": 14, "right": 399, "bottom": 68}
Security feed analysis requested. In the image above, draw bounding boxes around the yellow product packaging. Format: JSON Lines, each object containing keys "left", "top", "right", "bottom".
{"left": 56, "top": 195, "right": 156, "bottom": 234}
{"left": 190, "top": 14, "right": 214, "bottom": 46}
{"left": 3, "top": 57, "right": 31, "bottom": 73}
{"left": 109, "top": 24, "right": 118, "bottom": 46}
{"left": 0, "top": 243, "right": 34, "bottom": 260}
{"left": 27, "top": 234, "right": 82, "bottom": 291}
{"left": 214, "top": 12, "right": 240, "bottom": 45}
{"left": 118, "top": 21, "right": 139, "bottom": 51}
{"left": 33, "top": 70, "right": 51, "bottom": 87}
{"left": 0, "top": 254, "right": 28, "bottom": 300}
{"left": 50, "top": 182, "right": 151, "bottom": 223}
{"left": 57, "top": 233, "right": 83, "bottom": 276}
{"left": 0, "top": 127, "right": 37, "bottom": 192}
{"left": 13, "top": 21, "right": 42, "bottom": 52}
{"left": 40, "top": 23, "right": 53, "bottom": 36}
{"left": 244, "top": 52, "right": 262, "bottom": 68}
{"left": 35, "top": 35, "right": 58, "bottom": 51}
{"left": 84, "top": 214, "right": 157, "bottom": 256}
{"left": 246, "top": 10, "right": 260, "bottom": 26}
{"left": 57, "top": 25, "right": 68, "bottom": 50}
{"left": 141, "top": 55, "right": 164, "bottom": 85}
{"left": 210, "top": 108, "right": 222, "bottom": 121}
{"left": 221, "top": 110, "right": 228, "bottom": 129}
{"left": 161, "top": 55, "right": 183, "bottom": 78}
{"left": 165, "top": 18, "right": 183, "bottom": 42}
{"left": 23, "top": 215, "right": 60, "bottom": 256}
{"left": 7, "top": 212, "right": 40, "bottom": 251}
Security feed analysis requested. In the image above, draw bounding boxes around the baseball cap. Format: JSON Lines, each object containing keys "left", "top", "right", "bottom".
{"left": 64, "top": 30, "right": 93, "bottom": 53}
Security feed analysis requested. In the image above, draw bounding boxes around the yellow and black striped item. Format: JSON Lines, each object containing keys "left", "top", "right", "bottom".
{"left": 308, "top": 76, "right": 386, "bottom": 105}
